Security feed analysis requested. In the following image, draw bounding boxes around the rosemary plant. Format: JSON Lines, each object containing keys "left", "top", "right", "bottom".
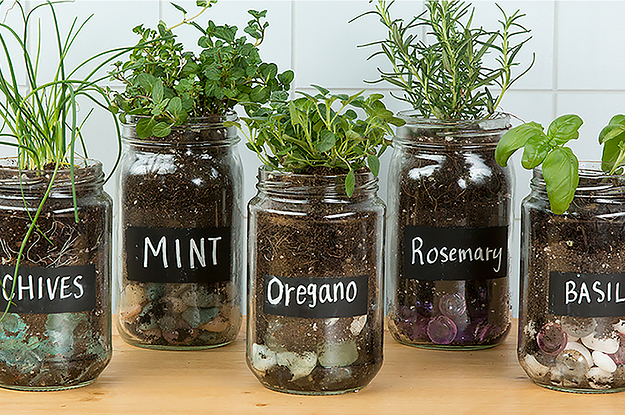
{"left": 354, "top": 0, "right": 534, "bottom": 120}
{"left": 0, "top": 0, "right": 127, "bottom": 318}
{"left": 109, "top": 1, "right": 293, "bottom": 138}
{"left": 227, "top": 85, "right": 405, "bottom": 196}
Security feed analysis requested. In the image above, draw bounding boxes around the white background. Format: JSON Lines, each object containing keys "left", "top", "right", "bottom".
{"left": 1, "top": 0, "right": 624, "bottom": 315}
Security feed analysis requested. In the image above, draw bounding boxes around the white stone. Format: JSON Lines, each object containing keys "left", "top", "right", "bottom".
{"left": 523, "top": 354, "right": 549, "bottom": 378}
{"left": 325, "top": 318, "right": 339, "bottom": 327}
{"left": 564, "top": 342, "right": 593, "bottom": 367}
{"left": 586, "top": 367, "right": 613, "bottom": 390}
{"left": 614, "top": 320, "right": 625, "bottom": 335}
{"left": 251, "top": 343, "right": 277, "bottom": 372}
{"left": 276, "top": 351, "right": 317, "bottom": 380}
{"left": 350, "top": 315, "right": 367, "bottom": 336}
{"left": 592, "top": 351, "right": 617, "bottom": 373}
{"left": 581, "top": 333, "right": 620, "bottom": 354}
{"left": 318, "top": 339, "right": 359, "bottom": 368}
{"left": 568, "top": 336, "right": 579, "bottom": 343}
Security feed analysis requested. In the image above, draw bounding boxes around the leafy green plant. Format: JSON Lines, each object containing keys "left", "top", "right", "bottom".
{"left": 495, "top": 115, "right": 582, "bottom": 214}
{"left": 227, "top": 85, "right": 405, "bottom": 196}
{"left": 599, "top": 115, "right": 625, "bottom": 174}
{"left": 0, "top": 0, "right": 125, "bottom": 318}
{"left": 353, "top": 0, "right": 534, "bottom": 120}
{"left": 109, "top": 1, "right": 293, "bottom": 139}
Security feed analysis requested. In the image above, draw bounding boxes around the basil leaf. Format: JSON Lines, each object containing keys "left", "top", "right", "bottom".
{"left": 521, "top": 131, "right": 552, "bottom": 169}
{"left": 495, "top": 122, "right": 544, "bottom": 167}
{"left": 546, "top": 114, "right": 583, "bottom": 144}
{"left": 542, "top": 147, "right": 579, "bottom": 215}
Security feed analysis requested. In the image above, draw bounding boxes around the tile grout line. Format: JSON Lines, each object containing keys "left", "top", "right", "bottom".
{"left": 290, "top": 0, "right": 296, "bottom": 100}
{"left": 551, "top": 1, "right": 559, "bottom": 119}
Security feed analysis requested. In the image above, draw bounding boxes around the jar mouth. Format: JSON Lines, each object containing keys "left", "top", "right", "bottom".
{"left": 395, "top": 111, "right": 511, "bottom": 147}
{"left": 531, "top": 161, "right": 625, "bottom": 196}
{"left": 0, "top": 158, "right": 104, "bottom": 194}
{"left": 122, "top": 112, "right": 240, "bottom": 146}
{"left": 256, "top": 167, "right": 379, "bottom": 198}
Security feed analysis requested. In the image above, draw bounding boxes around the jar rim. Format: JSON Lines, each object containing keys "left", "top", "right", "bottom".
{"left": 532, "top": 161, "right": 625, "bottom": 195}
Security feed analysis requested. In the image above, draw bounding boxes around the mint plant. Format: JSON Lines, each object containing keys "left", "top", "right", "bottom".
{"left": 109, "top": 1, "right": 293, "bottom": 139}
{"left": 227, "top": 85, "right": 404, "bottom": 196}
{"left": 354, "top": 0, "right": 534, "bottom": 120}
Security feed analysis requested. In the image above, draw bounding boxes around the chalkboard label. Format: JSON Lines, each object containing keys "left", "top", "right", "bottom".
{"left": 0, "top": 265, "right": 96, "bottom": 314}
{"left": 549, "top": 271, "right": 625, "bottom": 317}
{"left": 403, "top": 226, "right": 508, "bottom": 281}
{"left": 262, "top": 275, "right": 368, "bottom": 318}
{"left": 125, "top": 227, "right": 231, "bottom": 284}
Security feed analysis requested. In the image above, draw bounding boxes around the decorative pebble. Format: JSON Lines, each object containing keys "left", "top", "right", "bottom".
{"left": 555, "top": 349, "right": 590, "bottom": 380}
{"left": 592, "top": 350, "right": 617, "bottom": 373}
{"left": 564, "top": 341, "right": 593, "bottom": 367}
{"left": 523, "top": 354, "right": 550, "bottom": 378}
{"left": 561, "top": 316, "right": 596, "bottom": 338}
{"left": 199, "top": 315, "right": 229, "bottom": 332}
{"left": 427, "top": 315, "right": 457, "bottom": 345}
{"left": 181, "top": 308, "right": 201, "bottom": 328}
{"left": 158, "top": 315, "right": 178, "bottom": 331}
{"left": 252, "top": 343, "right": 277, "bottom": 371}
{"left": 614, "top": 320, "right": 625, "bottom": 335}
{"left": 609, "top": 335, "right": 625, "bottom": 364}
{"left": 586, "top": 366, "right": 613, "bottom": 390}
{"left": 196, "top": 290, "right": 219, "bottom": 308}
{"left": 350, "top": 315, "right": 367, "bottom": 336}
{"left": 199, "top": 307, "right": 220, "bottom": 325}
{"left": 325, "top": 318, "right": 339, "bottom": 327}
{"left": 144, "top": 283, "right": 165, "bottom": 302}
{"left": 276, "top": 351, "right": 317, "bottom": 380}
{"left": 166, "top": 296, "right": 188, "bottom": 314}
{"left": 123, "top": 284, "right": 147, "bottom": 305}
{"left": 318, "top": 339, "right": 359, "bottom": 368}
{"left": 536, "top": 322, "right": 567, "bottom": 355}
{"left": 181, "top": 290, "right": 198, "bottom": 307}
{"left": 119, "top": 304, "right": 142, "bottom": 322}
{"left": 581, "top": 332, "right": 620, "bottom": 354}
{"left": 438, "top": 293, "right": 466, "bottom": 318}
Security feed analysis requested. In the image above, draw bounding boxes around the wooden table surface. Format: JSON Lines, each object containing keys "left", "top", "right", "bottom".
{"left": 1, "top": 320, "right": 624, "bottom": 414}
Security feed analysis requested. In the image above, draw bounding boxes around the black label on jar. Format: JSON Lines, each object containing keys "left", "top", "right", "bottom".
{"left": 125, "top": 227, "right": 231, "bottom": 284}
{"left": 403, "top": 226, "right": 508, "bottom": 281}
{"left": 262, "top": 275, "right": 368, "bottom": 318}
{"left": 0, "top": 265, "right": 96, "bottom": 314}
{"left": 549, "top": 271, "right": 625, "bottom": 317}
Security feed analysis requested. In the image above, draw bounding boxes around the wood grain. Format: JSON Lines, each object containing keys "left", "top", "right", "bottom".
{"left": 1, "top": 320, "right": 624, "bottom": 414}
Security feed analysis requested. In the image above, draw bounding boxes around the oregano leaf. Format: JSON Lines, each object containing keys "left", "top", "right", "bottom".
{"left": 135, "top": 118, "right": 155, "bottom": 139}
{"left": 152, "top": 122, "right": 172, "bottom": 137}
{"left": 345, "top": 169, "right": 355, "bottom": 197}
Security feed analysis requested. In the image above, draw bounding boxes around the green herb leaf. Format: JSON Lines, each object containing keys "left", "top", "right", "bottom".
{"left": 546, "top": 114, "right": 583, "bottom": 144}
{"left": 367, "top": 154, "right": 380, "bottom": 176}
{"left": 542, "top": 147, "right": 579, "bottom": 215}
{"left": 345, "top": 169, "right": 355, "bottom": 197}
{"left": 495, "top": 122, "right": 544, "bottom": 167}
{"left": 136, "top": 118, "right": 155, "bottom": 139}
{"left": 171, "top": 3, "right": 187, "bottom": 14}
{"left": 521, "top": 132, "right": 552, "bottom": 169}
{"left": 316, "top": 130, "right": 336, "bottom": 152}
{"left": 152, "top": 78, "right": 164, "bottom": 103}
{"left": 153, "top": 122, "right": 172, "bottom": 137}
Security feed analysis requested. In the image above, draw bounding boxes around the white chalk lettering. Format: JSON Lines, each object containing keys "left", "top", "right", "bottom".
{"left": 60, "top": 276, "right": 72, "bottom": 300}
{"left": 578, "top": 282, "right": 591, "bottom": 304}
{"left": 412, "top": 237, "right": 424, "bottom": 266}
{"left": 189, "top": 238, "right": 206, "bottom": 269}
{"left": 267, "top": 277, "right": 283, "bottom": 305}
{"left": 208, "top": 237, "right": 222, "bottom": 266}
{"left": 175, "top": 239, "right": 182, "bottom": 269}
{"left": 144, "top": 236, "right": 168, "bottom": 269}
{"left": 18, "top": 274, "right": 33, "bottom": 301}
{"left": 593, "top": 281, "right": 606, "bottom": 303}
{"left": 346, "top": 281, "right": 358, "bottom": 302}
{"left": 73, "top": 275, "right": 84, "bottom": 299}
{"left": 565, "top": 280, "right": 577, "bottom": 304}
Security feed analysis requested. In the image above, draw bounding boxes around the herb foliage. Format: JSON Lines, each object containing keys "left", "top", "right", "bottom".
{"left": 227, "top": 85, "right": 405, "bottom": 196}
{"left": 354, "top": 0, "right": 534, "bottom": 120}
{"left": 109, "top": 1, "right": 293, "bottom": 139}
{"left": 0, "top": 0, "right": 126, "bottom": 319}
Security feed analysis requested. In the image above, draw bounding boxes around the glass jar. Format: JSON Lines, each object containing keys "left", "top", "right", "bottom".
{"left": 117, "top": 115, "right": 243, "bottom": 350}
{"left": 519, "top": 163, "right": 625, "bottom": 393}
{"left": 0, "top": 159, "right": 112, "bottom": 391}
{"left": 247, "top": 169, "right": 384, "bottom": 395}
{"left": 386, "top": 113, "right": 512, "bottom": 350}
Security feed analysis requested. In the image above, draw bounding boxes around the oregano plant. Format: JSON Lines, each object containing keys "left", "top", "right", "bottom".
{"left": 109, "top": 0, "right": 293, "bottom": 138}
{"left": 354, "top": 0, "right": 534, "bottom": 120}
{"left": 226, "top": 85, "right": 405, "bottom": 196}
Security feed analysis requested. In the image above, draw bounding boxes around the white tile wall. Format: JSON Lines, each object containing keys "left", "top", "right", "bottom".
{"left": 2, "top": 0, "right": 625, "bottom": 315}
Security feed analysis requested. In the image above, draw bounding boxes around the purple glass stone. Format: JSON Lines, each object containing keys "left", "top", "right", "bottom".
{"left": 427, "top": 316, "right": 458, "bottom": 345}
{"left": 410, "top": 316, "right": 430, "bottom": 341}
{"left": 415, "top": 300, "right": 434, "bottom": 317}
{"left": 439, "top": 293, "right": 467, "bottom": 318}
{"left": 536, "top": 322, "right": 568, "bottom": 355}
{"left": 609, "top": 334, "right": 625, "bottom": 365}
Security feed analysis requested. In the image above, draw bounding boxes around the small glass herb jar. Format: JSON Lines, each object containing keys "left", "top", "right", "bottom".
{"left": 386, "top": 113, "right": 512, "bottom": 350}
{"left": 247, "top": 168, "right": 384, "bottom": 395}
{"left": 519, "top": 163, "right": 625, "bottom": 393}
{"left": 117, "top": 115, "right": 243, "bottom": 350}
{"left": 0, "top": 159, "right": 112, "bottom": 391}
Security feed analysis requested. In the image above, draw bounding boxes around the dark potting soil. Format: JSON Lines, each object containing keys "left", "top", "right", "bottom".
{"left": 118, "top": 126, "right": 242, "bottom": 349}
{"left": 0, "top": 166, "right": 111, "bottom": 389}
{"left": 388, "top": 133, "right": 512, "bottom": 348}
{"left": 519, "top": 189, "right": 625, "bottom": 390}
{"left": 249, "top": 173, "right": 383, "bottom": 393}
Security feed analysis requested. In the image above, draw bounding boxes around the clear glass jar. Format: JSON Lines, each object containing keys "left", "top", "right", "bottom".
{"left": 117, "top": 115, "right": 243, "bottom": 350}
{"left": 247, "top": 169, "right": 384, "bottom": 395}
{"left": 387, "top": 113, "right": 512, "bottom": 350}
{"left": 519, "top": 163, "right": 625, "bottom": 393}
{"left": 0, "top": 159, "right": 112, "bottom": 391}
